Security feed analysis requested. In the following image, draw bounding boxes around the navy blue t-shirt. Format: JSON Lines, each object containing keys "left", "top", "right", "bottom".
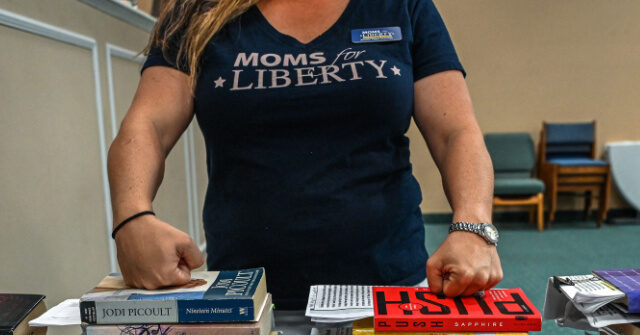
{"left": 142, "top": 0, "right": 464, "bottom": 309}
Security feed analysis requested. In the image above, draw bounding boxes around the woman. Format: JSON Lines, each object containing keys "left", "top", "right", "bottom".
{"left": 108, "top": 0, "right": 502, "bottom": 310}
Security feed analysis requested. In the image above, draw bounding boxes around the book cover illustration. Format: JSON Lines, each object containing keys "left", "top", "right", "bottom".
{"left": 80, "top": 268, "right": 267, "bottom": 324}
{"left": 372, "top": 287, "right": 541, "bottom": 332}
{"left": 83, "top": 294, "right": 273, "bottom": 335}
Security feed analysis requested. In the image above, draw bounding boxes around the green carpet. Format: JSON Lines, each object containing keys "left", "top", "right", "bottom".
{"left": 423, "top": 218, "right": 640, "bottom": 334}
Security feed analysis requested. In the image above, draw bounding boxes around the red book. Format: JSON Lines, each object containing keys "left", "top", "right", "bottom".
{"left": 372, "top": 287, "right": 541, "bottom": 332}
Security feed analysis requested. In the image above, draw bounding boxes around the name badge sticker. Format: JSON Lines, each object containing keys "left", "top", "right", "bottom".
{"left": 351, "top": 26, "right": 402, "bottom": 43}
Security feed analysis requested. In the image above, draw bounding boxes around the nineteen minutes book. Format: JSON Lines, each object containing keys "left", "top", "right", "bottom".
{"left": 82, "top": 294, "right": 273, "bottom": 335}
{"left": 80, "top": 268, "right": 267, "bottom": 325}
{"left": 372, "top": 287, "right": 541, "bottom": 332}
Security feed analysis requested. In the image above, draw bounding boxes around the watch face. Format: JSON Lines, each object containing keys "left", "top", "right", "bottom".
{"left": 483, "top": 224, "right": 499, "bottom": 242}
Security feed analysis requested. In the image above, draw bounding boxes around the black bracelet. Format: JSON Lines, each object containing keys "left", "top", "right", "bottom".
{"left": 111, "top": 210, "right": 155, "bottom": 240}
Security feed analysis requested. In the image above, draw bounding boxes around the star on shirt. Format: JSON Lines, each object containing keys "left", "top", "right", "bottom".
{"left": 214, "top": 76, "right": 226, "bottom": 88}
{"left": 391, "top": 66, "right": 401, "bottom": 76}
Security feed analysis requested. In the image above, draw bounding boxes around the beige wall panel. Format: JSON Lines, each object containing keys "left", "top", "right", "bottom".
{"left": 1, "top": 4, "right": 153, "bottom": 332}
{"left": 1, "top": 0, "right": 150, "bottom": 52}
{"left": 410, "top": 0, "right": 640, "bottom": 213}
{"left": 137, "top": 0, "right": 154, "bottom": 16}
{"left": 111, "top": 56, "right": 142, "bottom": 135}
{"left": 0, "top": 26, "right": 109, "bottom": 302}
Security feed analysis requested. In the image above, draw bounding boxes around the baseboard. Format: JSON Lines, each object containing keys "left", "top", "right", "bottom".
{"left": 422, "top": 208, "right": 638, "bottom": 225}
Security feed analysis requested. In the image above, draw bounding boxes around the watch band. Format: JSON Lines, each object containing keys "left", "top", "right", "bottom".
{"left": 449, "top": 221, "right": 499, "bottom": 246}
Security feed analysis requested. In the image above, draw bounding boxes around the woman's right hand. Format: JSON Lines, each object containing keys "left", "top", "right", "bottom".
{"left": 114, "top": 215, "right": 204, "bottom": 289}
{"left": 107, "top": 65, "right": 199, "bottom": 289}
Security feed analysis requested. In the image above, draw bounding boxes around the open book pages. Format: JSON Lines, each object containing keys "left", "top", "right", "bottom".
{"left": 306, "top": 285, "right": 374, "bottom": 323}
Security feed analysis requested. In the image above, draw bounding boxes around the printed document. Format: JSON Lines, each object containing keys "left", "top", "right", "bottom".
{"left": 306, "top": 285, "right": 374, "bottom": 323}
{"left": 543, "top": 276, "right": 640, "bottom": 330}
{"left": 310, "top": 327, "right": 353, "bottom": 335}
{"left": 557, "top": 274, "right": 625, "bottom": 313}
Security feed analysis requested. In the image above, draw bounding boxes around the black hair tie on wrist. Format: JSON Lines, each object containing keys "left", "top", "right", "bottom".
{"left": 111, "top": 210, "right": 155, "bottom": 240}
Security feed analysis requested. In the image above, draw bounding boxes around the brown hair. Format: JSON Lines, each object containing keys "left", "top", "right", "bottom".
{"left": 144, "top": 0, "right": 260, "bottom": 92}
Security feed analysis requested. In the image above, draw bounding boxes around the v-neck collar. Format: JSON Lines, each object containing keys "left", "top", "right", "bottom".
{"left": 249, "top": 0, "right": 357, "bottom": 49}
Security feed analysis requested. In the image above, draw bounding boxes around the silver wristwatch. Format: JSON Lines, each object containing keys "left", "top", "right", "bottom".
{"left": 449, "top": 222, "right": 499, "bottom": 246}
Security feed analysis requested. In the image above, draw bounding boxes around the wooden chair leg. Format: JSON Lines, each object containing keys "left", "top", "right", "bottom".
{"left": 584, "top": 191, "right": 592, "bottom": 221}
{"left": 597, "top": 171, "right": 612, "bottom": 227}
{"left": 596, "top": 194, "right": 604, "bottom": 228}
{"left": 548, "top": 188, "right": 557, "bottom": 226}
{"left": 537, "top": 193, "right": 544, "bottom": 231}
{"left": 528, "top": 207, "right": 535, "bottom": 223}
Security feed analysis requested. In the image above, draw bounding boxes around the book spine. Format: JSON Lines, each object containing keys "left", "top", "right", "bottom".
{"left": 80, "top": 301, "right": 98, "bottom": 324}
{"left": 373, "top": 316, "right": 541, "bottom": 332}
{"left": 178, "top": 298, "right": 255, "bottom": 322}
{"left": 80, "top": 299, "right": 254, "bottom": 324}
{"left": 84, "top": 324, "right": 260, "bottom": 335}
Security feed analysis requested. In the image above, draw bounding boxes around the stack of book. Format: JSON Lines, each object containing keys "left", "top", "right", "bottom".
{"left": 543, "top": 267, "right": 640, "bottom": 334}
{"left": 79, "top": 267, "right": 275, "bottom": 335}
{"left": 305, "top": 285, "right": 542, "bottom": 335}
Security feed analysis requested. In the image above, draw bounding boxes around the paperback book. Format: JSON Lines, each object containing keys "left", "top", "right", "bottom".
{"left": 82, "top": 294, "right": 273, "bottom": 335}
{"left": 593, "top": 268, "right": 640, "bottom": 313}
{"left": 352, "top": 317, "right": 529, "bottom": 334}
{"left": 0, "top": 293, "right": 46, "bottom": 335}
{"left": 372, "top": 287, "right": 541, "bottom": 332}
{"left": 80, "top": 268, "right": 267, "bottom": 324}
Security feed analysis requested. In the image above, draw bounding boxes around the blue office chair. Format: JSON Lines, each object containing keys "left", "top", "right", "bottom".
{"left": 485, "top": 133, "right": 546, "bottom": 231}
{"left": 538, "top": 121, "right": 611, "bottom": 227}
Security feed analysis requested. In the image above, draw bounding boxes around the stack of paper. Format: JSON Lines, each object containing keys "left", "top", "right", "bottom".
{"left": 557, "top": 274, "right": 625, "bottom": 313}
{"left": 309, "top": 327, "right": 353, "bottom": 335}
{"left": 29, "top": 299, "right": 81, "bottom": 327}
{"left": 305, "top": 285, "right": 374, "bottom": 324}
{"left": 543, "top": 272, "right": 640, "bottom": 332}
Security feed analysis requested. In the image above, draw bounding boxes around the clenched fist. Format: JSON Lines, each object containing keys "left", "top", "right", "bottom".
{"left": 426, "top": 230, "right": 503, "bottom": 297}
{"left": 114, "top": 215, "right": 204, "bottom": 289}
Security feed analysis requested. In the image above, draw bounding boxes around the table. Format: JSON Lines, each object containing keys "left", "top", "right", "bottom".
{"left": 273, "top": 310, "right": 315, "bottom": 335}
